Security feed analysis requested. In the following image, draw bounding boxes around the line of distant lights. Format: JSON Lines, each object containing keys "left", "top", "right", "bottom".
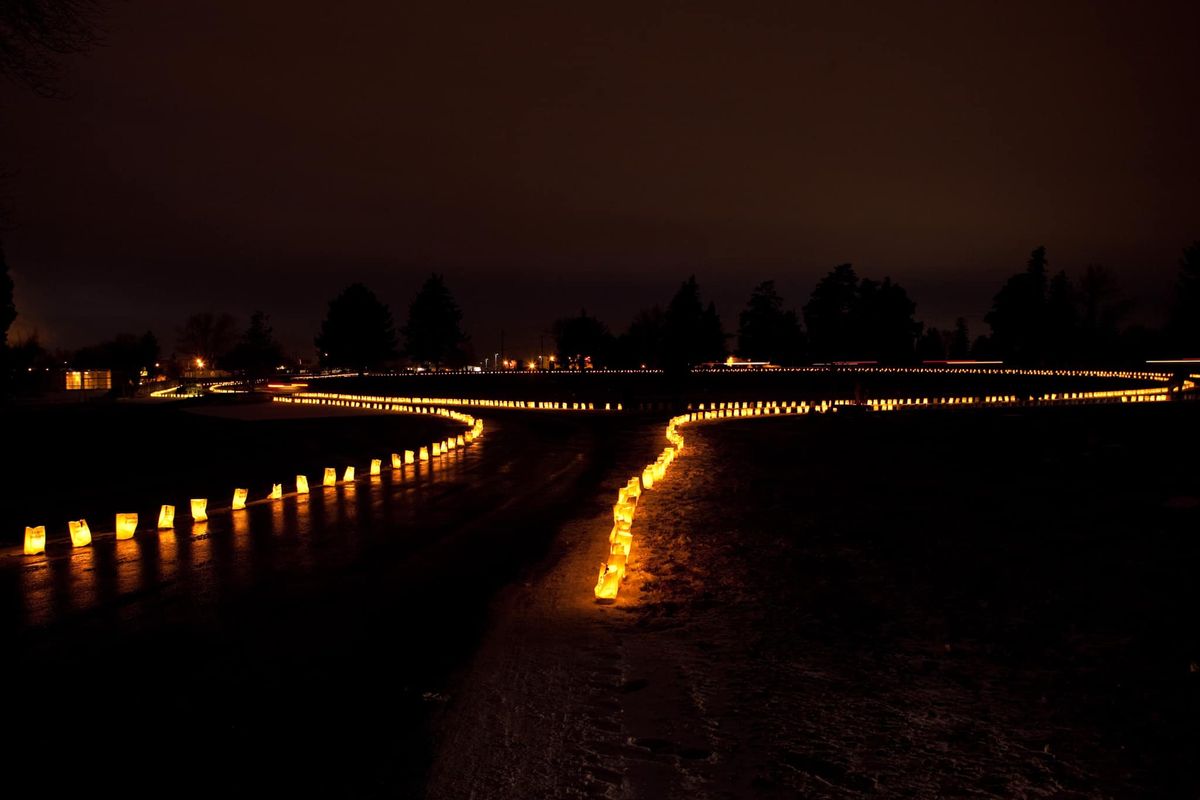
{"left": 308, "top": 364, "right": 1176, "bottom": 383}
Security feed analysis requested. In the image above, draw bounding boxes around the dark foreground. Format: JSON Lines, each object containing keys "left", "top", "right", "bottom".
{"left": 429, "top": 401, "right": 1200, "bottom": 798}
{"left": 0, "top": 406, "right": 662, "bottom": 797}
{"left": 2, "top": 397, "right": 1197, "bottom": 798}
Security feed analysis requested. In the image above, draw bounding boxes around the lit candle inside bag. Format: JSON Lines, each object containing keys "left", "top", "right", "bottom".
{"left": 24, "top": 525, "right": 46, "bottom": 555}
{"left": 157, "top": 505, "right": 175, "bottom": 529}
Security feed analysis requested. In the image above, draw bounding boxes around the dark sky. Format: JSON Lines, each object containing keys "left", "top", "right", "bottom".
{"left": 2, "top": 0, "right": 1197, "bottom": 359}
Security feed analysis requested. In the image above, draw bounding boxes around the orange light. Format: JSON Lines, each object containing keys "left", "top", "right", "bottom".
{"left": 594, "top": 562, "right": 620, "bottom": 602}
{"left": 24, "top": 525, "right": 46, "bottom": 555}
{"left": 69, "top": 519, "right": 95, "bottom": 546}
{"left": 113, "top": 514, "right": 135, "bottom": 539}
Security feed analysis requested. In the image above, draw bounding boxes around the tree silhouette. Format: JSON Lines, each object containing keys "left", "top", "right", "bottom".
{"left": 0, "top": 0, "right": 103, "bottom": 96}
{"left": 1078, "top": 265, "right": 1130, "bottom": 364}
{"left": 918, "top": 327, "right": 945, "bottom": 361}
{"left": 662, "top": 276, "right": 725, "bottom": 371}
{"left": 984, "top": 246, "right": 1048, "bottom": 364}
{"left": 803, "top": 264, "right": 859, "bottom": 361}
{"left": 177, "top": 311, "right": 237, "bottom": 367}
{"left": 949, "top": 318, "right": 971, "bottom": 359}
{"left": 402, "top": 274, "right": 466, "bottom": 367}
{"left": 552, "top": 310, "right": 613, "bottom": 368}
{"left": 804, "top": 265, "right": 920, "bottom": 362}
{"left": 858, "top": 277, "right": 921, "bottom": 363}
{"left": 316, "top": 283, "right": 397, "bottom": 370}
{"left": 0, "top": 240, "right": 14, "bottom": 348}
{"left": 737, "top": 280, "right": 805, "bottom": 365}
{"left": 615, "top": 307, "right": 665, "bottom": 368}
{"left": 226, "top": 311, "right": 285, "bottom": 382}
{"left": 1044, "top": 270, "right": 1079, "bottom": 365}
{"left": 1168, "top": 241, "right": 1200, "bottom": 354}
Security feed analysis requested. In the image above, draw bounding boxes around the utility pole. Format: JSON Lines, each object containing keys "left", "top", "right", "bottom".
{"left": 500, "top": 329, "right": 505, "bottom": 367}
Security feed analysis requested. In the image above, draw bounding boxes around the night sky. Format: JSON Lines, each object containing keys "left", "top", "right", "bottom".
{"left": 1, "top": 1, "right": 1197, "bottom": 358}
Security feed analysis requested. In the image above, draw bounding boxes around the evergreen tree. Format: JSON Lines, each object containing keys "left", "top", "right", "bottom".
{"left": 858, "top": 277, "right": 920, "bottom": 363}
{"left": 1044, "top": 270, "right": 1079, "bottom": 364}
{"left": 1078, "top": 265, "right": 1128, "bottom": 364}
{"left": 1168, "top": 241, "right": 1200, "bottom": 354}
{"left": 661, "top": 276, "right": 725, "bottom": 370}
{"left": 736, "top": 280, "right": 805, "bottom": 365}
{"left": 949, "top": 318, "right": 971, "bottom": 359}
{"left": 804, "top": 265, "right": 920, "bottom": 363}
{"left": 316, "top": 283, "right": 397, "bottom": 369}
{"left": 984, "top": 246, "right": 1049, "bottom": 364}
{"left": 402, "top": 274, "right": 467, "bottom": 367}
{"left": 803, "top": 264, "right": 859, "bottom": 361}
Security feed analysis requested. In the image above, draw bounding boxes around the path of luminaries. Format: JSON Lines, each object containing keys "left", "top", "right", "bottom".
{"left": 21, "top": 401, "right": 482, "bottom": 555}
{"left": 16, "top": 367, "right": 1197, "bottom": 608}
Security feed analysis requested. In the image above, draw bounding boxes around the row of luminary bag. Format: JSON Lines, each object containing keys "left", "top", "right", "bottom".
{"left": 593, "top": 418, "right": 687, "bottom": 602}
{"left": 22, "top": 415, "right": 484, "bottom": 555}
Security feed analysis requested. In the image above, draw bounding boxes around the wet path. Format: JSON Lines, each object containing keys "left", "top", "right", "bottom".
{"left": 0, "top": 410, "right": 663, "bottom": 797}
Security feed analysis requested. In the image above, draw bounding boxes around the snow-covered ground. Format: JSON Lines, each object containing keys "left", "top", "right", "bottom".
{"left": 428, "top": 405, "right": 1200, "bottom": 798}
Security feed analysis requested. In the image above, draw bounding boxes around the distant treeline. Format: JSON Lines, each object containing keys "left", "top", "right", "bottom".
{"left": 556, "top": 242, "right": 1200, "bottom": 371}
{"left": 2, "top": 241, "right": 1199, "bottom": 396}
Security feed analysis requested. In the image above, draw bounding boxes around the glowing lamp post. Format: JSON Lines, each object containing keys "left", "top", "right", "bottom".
{"left": 113, "top": 514, "right": 135, "bottom": 540}
{"left": 157, "top": 505, "right": 175, "bottom": 529}
{"left": 191, "top": 498, "right": 208, "bottom": 521}
{"left": 24, "top": 526, "right": 46, "bottom": 555}
{"left": 232, "top": 488, "right": 248, "bottom": 510}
